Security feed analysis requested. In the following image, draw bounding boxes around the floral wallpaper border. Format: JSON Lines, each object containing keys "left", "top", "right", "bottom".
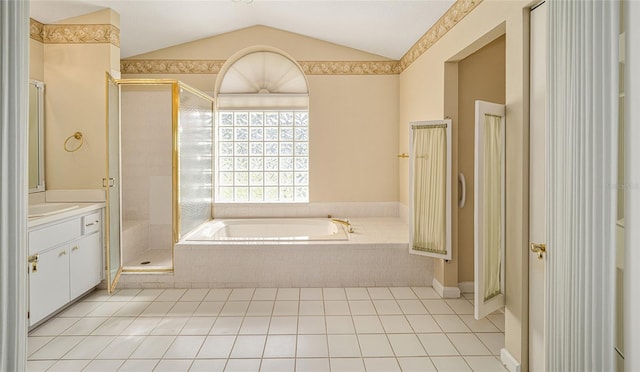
{"left": 30, "top": 18, "right": 120, "bottom": 47}
{"left": 399, "top": 0, "right": 483, "bottom": 70}
{"left": 30, "top": 18, "right": 44, "bottom": 43}
{"left": 120, "top": 59, "right": 402, "bottom": 75}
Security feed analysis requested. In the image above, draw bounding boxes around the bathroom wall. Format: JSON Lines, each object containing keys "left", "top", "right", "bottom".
{"left": 121, "top": 25, "right": 399, "bottom": 203}
{"left": 398, "top": 0, "right": 530, "bottom": 366}
{"left": 457, "top": 36, "right": 506, "bottom": 283}
{"left": 42, "top": 9, "right": 120, "bottom": 190}
{"left": 120, "top": 86, "right": 173, "bottom": 256}
{"left": 29, "top": 38, "right": 44, "bottom": 81}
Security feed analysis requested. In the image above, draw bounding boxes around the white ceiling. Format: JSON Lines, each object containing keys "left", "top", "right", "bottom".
{"left": 29, "top": 0, "right": 455, "bottom": 59}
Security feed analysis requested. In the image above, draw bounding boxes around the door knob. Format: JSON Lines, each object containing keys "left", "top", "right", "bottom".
{"left": 530, "top": 242, "right": 546, "bottom": 260}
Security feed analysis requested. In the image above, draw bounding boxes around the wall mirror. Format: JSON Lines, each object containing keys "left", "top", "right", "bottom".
{"left": 29, "top": 80, "right": 45, "bottom": 193}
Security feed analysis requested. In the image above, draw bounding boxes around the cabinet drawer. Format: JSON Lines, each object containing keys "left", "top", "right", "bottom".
{"left": 29, "top": 219, "right": 81, "bottom": 255}
{"left": 82, "top": 211, "right": 101, "bottom": 235}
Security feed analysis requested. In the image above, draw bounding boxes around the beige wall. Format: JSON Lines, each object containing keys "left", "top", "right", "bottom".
{"left": 457, "top": 35, "right": 506, "bottom": 283}
{"left": 399, "top": 0, "right": 530, "bottom": 367}
{"left": 134, "top": 25, "right": 392, "bottom": 62}
{"left": 125, "top": 26, "right": 399, "bottom": 203}
{"left": 43, "top": 9, "right": 120, "bottom": 190}
{"left": 30, "top": 39, "right": 44, "bottom": 81}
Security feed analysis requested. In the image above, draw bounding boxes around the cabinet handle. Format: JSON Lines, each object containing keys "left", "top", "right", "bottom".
{"left": 71, "top": 246, "right": 79, "bottom": 251}
{"left": 59, "top": 250, "right": 67, "bottom": 257}
{"left": 28, "top": 254, "right": 39, "bottom": 273}
{"left": 85, "top": 220, "right": 99, "bottom": 227}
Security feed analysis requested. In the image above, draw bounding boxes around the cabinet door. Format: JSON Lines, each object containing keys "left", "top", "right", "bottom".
{"left": 70, "top": 232, "right": 102, "bottom": 299}
{"left": 29, "top": 247, "right": 70, "bottom": 326}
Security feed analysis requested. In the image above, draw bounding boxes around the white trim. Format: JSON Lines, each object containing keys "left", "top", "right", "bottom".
{"left": 500, "top": 348, "right": 522, "bottom": 372}
{"left": 0, "top": 0, "right": 29, "bottom": 369}
{"left": 458, "top": 281, "right": 474, "bottom": 293}
{"left": 625, "top": 1, "right": 640, "bottom": 370}
{"left": 432, "top": 277, "right": 460, "bottom": 299}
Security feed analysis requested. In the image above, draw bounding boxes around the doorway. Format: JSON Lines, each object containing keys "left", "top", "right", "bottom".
{"left": 456, "top": 35, "right": 506, "bottom": 294}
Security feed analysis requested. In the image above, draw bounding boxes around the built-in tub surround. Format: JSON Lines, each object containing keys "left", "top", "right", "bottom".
{"left": 116, "top": 217, "right": 433, "bottom": 289}
{"left": 185, "top": 218, "right": 349, "bottom": 241}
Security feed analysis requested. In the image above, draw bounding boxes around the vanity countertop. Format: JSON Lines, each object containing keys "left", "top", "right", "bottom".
{"left": 28, "top": 202, "right": 105, "bottom": 228}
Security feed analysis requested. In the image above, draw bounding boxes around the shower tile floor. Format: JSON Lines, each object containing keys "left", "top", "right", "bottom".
{"left": 123, "top": 249, "right": 172, "bottom": 271}
{"left": 27, "top": 287, "right": 506, "bottom": 372}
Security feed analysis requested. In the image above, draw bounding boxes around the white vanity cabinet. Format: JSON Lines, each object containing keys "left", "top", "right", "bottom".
{"left": 28, "top": 246, "right": 70, "bottom": 326}
{"left": 28, "top": 207, "right": 104, "bottom": 327}
{"left": 70, "top": 229, "right": 102, "bottom": 299}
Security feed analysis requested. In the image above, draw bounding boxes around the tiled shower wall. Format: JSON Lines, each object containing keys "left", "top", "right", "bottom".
{"left": 213, "top": 202, "right": 401, "bottom": 220}
{"left": 121, "top": 87, "right": 173, "bottom": 261}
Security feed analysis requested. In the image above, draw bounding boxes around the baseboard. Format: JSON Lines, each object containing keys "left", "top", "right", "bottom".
{"left": 500, "top": 348, "right": 521, "bottom": 372}
{"left": 458, "top": 281, "right": 474, "bottom": 293}
{"left": 432, "top": 277, "right": 461, "bottom": 298}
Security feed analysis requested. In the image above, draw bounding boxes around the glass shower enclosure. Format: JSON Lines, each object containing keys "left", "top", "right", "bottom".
{"left": 105, "top": 75, "right": 214, "bottom": 292}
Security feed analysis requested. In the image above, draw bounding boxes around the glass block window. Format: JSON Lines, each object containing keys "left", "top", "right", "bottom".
{"left": 216, "top": 110, "right": 309, "bottom": 203}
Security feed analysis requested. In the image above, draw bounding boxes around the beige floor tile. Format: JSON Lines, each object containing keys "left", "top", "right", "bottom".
{"left": 363, "top": 357, "right": 401, "bottom": 372}
{"left": 295, "top": 358, "right": 330, "bottom": 372}
{"left": 196, "top": 335, "right": 235, "bottom": 358}
{"left": 164, "top": 335, "right": 206, "bottom": 359}
{"left": 297, "top": 334, "right": 329, "bottom": 357}
{"left": 330, "top": 358, "right": 365, "bottom": 372}
{"left": 328, "top": 334, "right": 361, "bottom": 357}
{"left": 261, "top": 358, "right": 295, "bottom": 372}
{"left": 397, "top": 357, "right": 437, "bottom": 371}
{"left": 264, "top": 335, "right": 297, "bottom": 357}
{"left": 431, "top": 356, "right": 472, "bottom": 371}
{"left": 129, "top": 335, "right": 175, "bottom": 359}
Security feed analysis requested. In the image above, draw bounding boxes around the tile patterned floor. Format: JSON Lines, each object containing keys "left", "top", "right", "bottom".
{"left": 27, "top": 287, "right": 506, "bottom": 372}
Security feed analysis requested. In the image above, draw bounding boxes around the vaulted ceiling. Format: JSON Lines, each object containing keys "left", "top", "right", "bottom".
{"left": 29, "top": 0, "right": 455, "bottom": 59}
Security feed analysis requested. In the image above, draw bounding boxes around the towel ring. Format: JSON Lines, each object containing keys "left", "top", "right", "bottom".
{"left": 64, "top": 132, "right": 84, "bottom": 152}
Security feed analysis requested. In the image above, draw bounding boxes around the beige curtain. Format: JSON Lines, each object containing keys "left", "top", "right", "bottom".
{"left": 483, "top": 114, "right": 502, "bottom": 300}
{"left": 412, "top": 126, "right": 447, "bottom": 254}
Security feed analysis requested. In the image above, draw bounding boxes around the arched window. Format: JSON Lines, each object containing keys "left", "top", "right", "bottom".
{"left": 215, "top": 49, "right": 309, "bottom": 203}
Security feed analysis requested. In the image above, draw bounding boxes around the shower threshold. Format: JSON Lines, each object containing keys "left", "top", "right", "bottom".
{"left": 123, "top": 249, "right": 173, "bottom": 272}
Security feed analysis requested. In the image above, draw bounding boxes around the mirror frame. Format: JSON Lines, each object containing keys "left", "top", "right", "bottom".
{"left": 29, "top": 79, "right": 45, "bottom": 193}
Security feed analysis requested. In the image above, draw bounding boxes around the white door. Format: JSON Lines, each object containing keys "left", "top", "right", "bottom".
{"left": 473, "top": 100, "right": 506, "bottom": 320}
{"left": 529, "top": 2, "right": 547, "bottom": 371}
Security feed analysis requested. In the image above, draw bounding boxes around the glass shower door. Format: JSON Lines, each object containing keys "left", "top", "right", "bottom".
{"left": 105, "top": 73, "right": 122, "bottom": 292}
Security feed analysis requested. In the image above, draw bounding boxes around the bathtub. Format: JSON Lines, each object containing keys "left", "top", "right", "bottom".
{"left": 184, "top": 218, "right": 349, "bottom": 241}
{"left": 118, "top": 217, "right": 434, "bottom": 289}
